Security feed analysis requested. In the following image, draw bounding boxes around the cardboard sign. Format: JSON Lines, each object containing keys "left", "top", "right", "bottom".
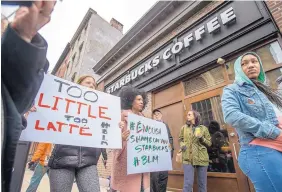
{"left": 127, "top": 114, "right": 172, "bottom": 174}
{"left": 20, "top": 74, "right": 122, "bottom": 149}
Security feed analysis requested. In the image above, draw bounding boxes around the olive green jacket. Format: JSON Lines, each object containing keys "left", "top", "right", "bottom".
{"left": 179, "top": 124, "right": 211, "bottom": 166}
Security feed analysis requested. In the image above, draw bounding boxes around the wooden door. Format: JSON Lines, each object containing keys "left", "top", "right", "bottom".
{"left": 182, "top": 86, "right": 250, "bottom": 192}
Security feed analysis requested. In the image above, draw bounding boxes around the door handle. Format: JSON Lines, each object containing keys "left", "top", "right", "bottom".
{"left": 233, "top": 143, "right": 238, "bottom": 161}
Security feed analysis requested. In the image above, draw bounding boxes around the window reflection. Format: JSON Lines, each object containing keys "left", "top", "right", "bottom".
{"left": 192, "top": 96, "right": 235, "bottom": 173}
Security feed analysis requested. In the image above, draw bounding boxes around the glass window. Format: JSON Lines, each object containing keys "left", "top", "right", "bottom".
{"left": 266, "top": 68, "right": 282, "bottom": 90}
{"left": 226, "top": 41, "right": 282, "bottom": 80}
{"left": 192, "top": 96, "right": 235, "bottom": 173}
{"left": 71, "top": 72, "right": 77, "bottom": 82}
{"left": 76, "top": 42, "right": 84, "bottom": 66}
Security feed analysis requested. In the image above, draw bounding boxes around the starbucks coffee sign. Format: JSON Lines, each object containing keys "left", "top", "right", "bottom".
{"left": 106, "top": 7, "right": 236, "bottom": 94}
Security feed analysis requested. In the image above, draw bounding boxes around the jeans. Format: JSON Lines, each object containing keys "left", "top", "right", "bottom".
{"left": 26, "top": 164, "right": 49, "bottom": 192}
{"left": 150, "top": 171, "right": 168, "bottom": 192}
{"left": 238, "top": 145, "right": 282, "bottom": 192}
{"left": 183, "top": 164, "right": 207, "bottom": 192}
{"left": 49, "top": 165, "right": 100, "bottom": 192}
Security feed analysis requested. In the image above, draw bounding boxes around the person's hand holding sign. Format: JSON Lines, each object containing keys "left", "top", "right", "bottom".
{"left": 119, "top": 121, "right": 130, "bottom": 141}
{"left": 122, "top": 130, "right": 130, "bottom": 141}
{"left": 24, "top": 106, "right": 37, "bottom": 118}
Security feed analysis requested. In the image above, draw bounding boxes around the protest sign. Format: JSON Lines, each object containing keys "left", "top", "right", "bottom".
{"left": 127, "top": 114, "right": 172, "bottom": 174}
{"left": 20, "top": 74, "right": 122, "bottom": 149}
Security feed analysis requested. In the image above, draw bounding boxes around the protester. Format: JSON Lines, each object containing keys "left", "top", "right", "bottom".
{"left": 179, "top": 110, "right": 211, "bottom": 192}
{"left": 111, "top": 86, "right": 150, "bottom": 192}
{"left": 1, "top": 1, "right": 56, "bottom": 191}
{"left": 221, "top": 52, "right": 282, "bottom": 191}
{"left": 207, "top": 120, "right": 231, "bottom": 173}
{"left": 150, "top": 109, "right": 174, "bottom": 192}
{"left": 48, "top": 75, "right": 111, "bottom": 192}
{"left": 26, "top": 143, "right": 53, "bottom": 192}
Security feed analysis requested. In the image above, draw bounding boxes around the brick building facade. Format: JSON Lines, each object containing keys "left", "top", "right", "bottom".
{"left": 266, "top": 1, "right": 282, "bottom": 32}
{"left": 52, "top": 8, "right": 123, "bottom": 82}
{"left": 94, "top": 1, "right": 282, "bottom": 191}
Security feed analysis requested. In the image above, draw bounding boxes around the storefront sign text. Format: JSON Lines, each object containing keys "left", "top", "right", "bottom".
{"left": 107, "top": 7, "right": 236, "bottom": 94}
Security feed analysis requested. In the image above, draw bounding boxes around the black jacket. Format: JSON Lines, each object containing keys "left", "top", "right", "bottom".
{"left": 1, "top": 25, "right": 49, "bottom": 191}
{"left": 48, "top": 145, "right": 103, "bottom": 169}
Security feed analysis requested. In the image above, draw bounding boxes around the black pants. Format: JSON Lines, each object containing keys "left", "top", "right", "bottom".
{"left": 150, "top": 171, "right": 168, "bottom": 192}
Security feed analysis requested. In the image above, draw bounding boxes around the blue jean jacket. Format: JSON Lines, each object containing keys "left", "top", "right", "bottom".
{"left": 221, "top": 82, "right": 281, "bottom": 145}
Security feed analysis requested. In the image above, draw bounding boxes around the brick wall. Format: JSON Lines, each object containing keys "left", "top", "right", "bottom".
{"left": 266, "top": 1, "right": 282, "bottom": 32}
{"left": 110, "top": 18, "right": 123, "bottom": 33}
{"left": 143, "top": 92, "right": 152, "bottom": 118}
{"left": 97, "top": 149, "right": 113, "bottom": 178}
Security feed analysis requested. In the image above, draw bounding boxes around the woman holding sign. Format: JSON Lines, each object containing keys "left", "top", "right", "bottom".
{"left": 179, "top": 110, "right": 211, "bottom": 192}
{"left": 111, "top": 86, "right": 150, "bottom": 192}
{"left": 48, "top": 75, "right": 107, "bottom": 192}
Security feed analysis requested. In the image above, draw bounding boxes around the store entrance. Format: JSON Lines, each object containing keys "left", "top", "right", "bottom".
{"left": 182, "top": 86, "right": 250, "bottom": 192}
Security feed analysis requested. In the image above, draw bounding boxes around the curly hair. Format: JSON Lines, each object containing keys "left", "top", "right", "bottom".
{"left": 118, "top": 86, "right": 148, "bottom": 111}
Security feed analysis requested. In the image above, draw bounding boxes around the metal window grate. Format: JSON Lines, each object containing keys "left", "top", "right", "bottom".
{"left": 184, "top": 66, "right": 224, "bottom": 95}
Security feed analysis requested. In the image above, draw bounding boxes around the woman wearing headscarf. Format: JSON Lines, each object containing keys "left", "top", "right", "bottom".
{"left": 111, "top": 86, "right": 150, "bottom": 192}
{"left": 222, "top": 52, "right": 282, "bottom": 192}
{"left": 179, "top": 110, "right": 211, "bottom": 192}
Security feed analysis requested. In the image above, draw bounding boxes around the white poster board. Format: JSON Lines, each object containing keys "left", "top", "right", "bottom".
{"left": 127, "top": 114, "right": 172, "bottom": 174}
{"left": 20, "top": 74, "right": 122, "bottom": 149}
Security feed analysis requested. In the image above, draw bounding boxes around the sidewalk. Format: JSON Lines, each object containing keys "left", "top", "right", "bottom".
{"left": 21, "top": 169, "right": 108, "bottom": 192}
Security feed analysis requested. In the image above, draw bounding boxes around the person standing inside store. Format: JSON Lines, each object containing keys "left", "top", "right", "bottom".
{"left": 222, "top": 52, "right": 282, "bottom": 192}
{"left": 26, "top": 143, "right": 53, "bottom": 192}
{"left": 150, "top": 109, "right": 174, "bottom": 192}
{"left": 48, "top": 75, "right": 123, "bottom": 192}
{"left": 111, "top": 86, "right": 150, "bottom": 192}
{"left": 1, "top": 1, "right": 56, "bottom": 191}
{"left": 179, "top": 110, "right": 211, "bottom": 192}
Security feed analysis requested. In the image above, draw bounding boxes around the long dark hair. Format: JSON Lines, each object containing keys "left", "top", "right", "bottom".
{"left": 186, "top": 110, "right": 201, "bottom": 127}
{"left": 252, "top": 79, "right": 282, "bottom": 109}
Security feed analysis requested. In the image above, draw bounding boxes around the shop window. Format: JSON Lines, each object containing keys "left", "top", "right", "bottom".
{"left": 266, "top": 68, "right": 282, "bottom": 90}
{"left": 183, "top": 66, "right": 225, "bottom": 95}
{"left": 72, "top": 53, "right": 76, "bottom": 66}
{"left": 76, "top": 42, "right": 84, "bottom": 66}
{"left": 66, "top": 61, "right": 73, "bottom": 76}
{"left": 192, "top": 96, "right": 235, "bottom": 173}
{"left": 71, "top": 72, "right": 77, "bottom": 82}
{"left": 192, "top": 96, "right": 224, "bottom": 128}
{"left": 226, "top": 41, "right": 282, "bottom": 81}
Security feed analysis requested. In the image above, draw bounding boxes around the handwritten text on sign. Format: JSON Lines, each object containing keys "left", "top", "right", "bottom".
{"left": 20, "top": 74, "right": 122, "bottom": 148}
{"left": 127, "top": 114, "right": 172, "bottom": 174}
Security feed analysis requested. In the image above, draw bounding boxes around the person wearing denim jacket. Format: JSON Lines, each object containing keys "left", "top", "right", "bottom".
{"left": 222, "top": 52, "right": 282, "bottom": 192}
